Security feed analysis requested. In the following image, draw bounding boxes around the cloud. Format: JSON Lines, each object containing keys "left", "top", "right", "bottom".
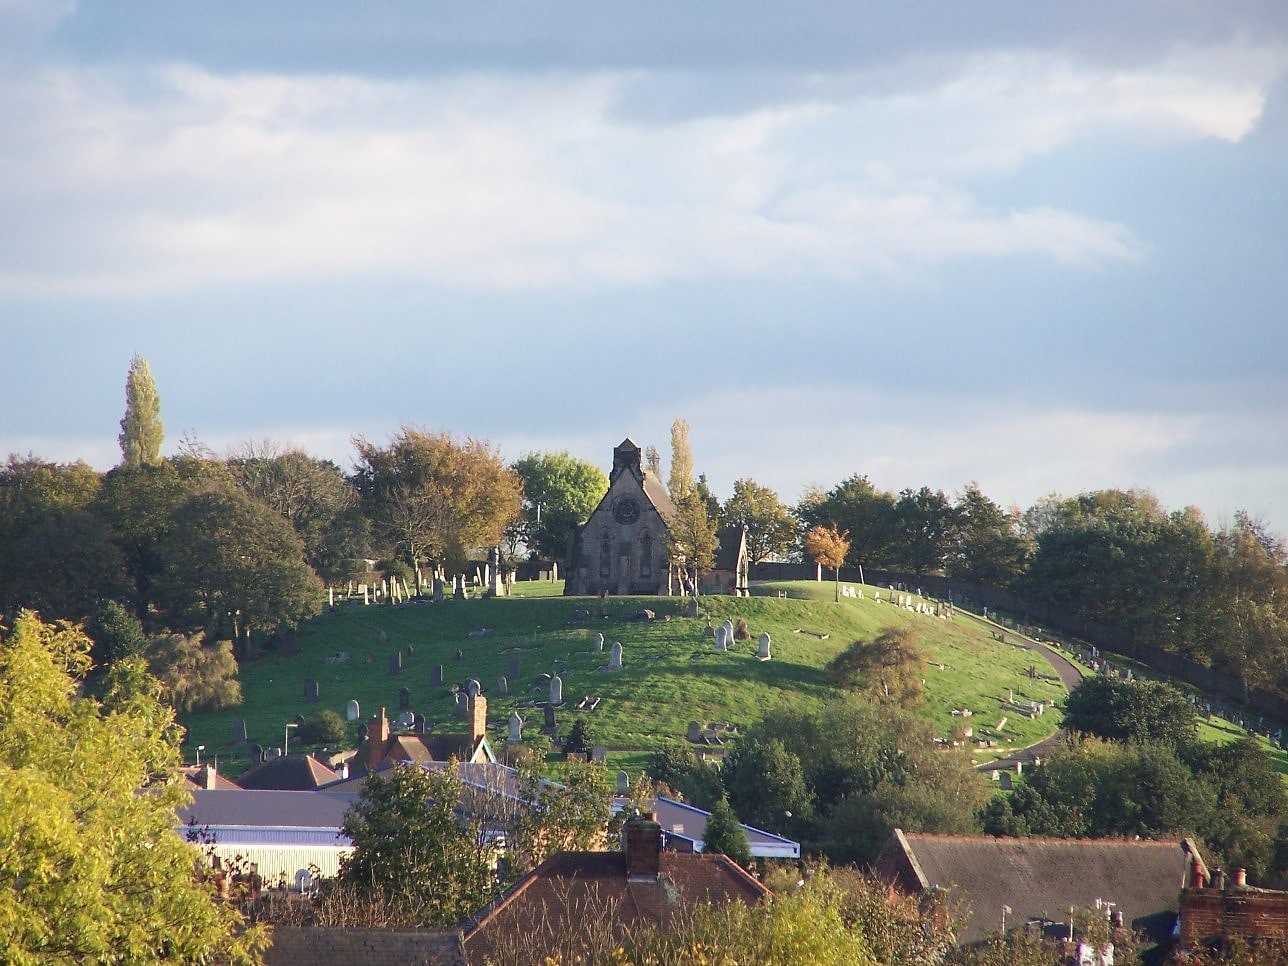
{"left": 4, "top": 39, "right": 1280, "bottom": 298}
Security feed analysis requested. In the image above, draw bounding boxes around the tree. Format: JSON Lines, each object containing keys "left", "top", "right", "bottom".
{"left": 298, "top": 709, "right": 349, "bottom": 746}
{"left": 226, "top": 442, "right": 366, "bottom": 584}
{"left": 797, "top": 475, "right": 895, "bottom": 578}
{"left": 339, "top": 762, "right": 497, "bottom": 926}
{"left": 948, "top": 483, "right": 1029, "bottom": 585}
{"left": 668, "top": 418, "right": 694, "bottom": 503}
{"left": 351, "top": 427, "right": 523, "bottom": 581}
{"left": 723, "top": 478, "right": 797, "bottom": 567}
{"left": 702, "top": 795, "right": 752, "bottom": 868}
{"left": 155, "top": 489, "right": 323, "bottom": 651}
{"left": 826, "top": 626, "right": 926, "bottom": 707}
{"left": 145, "top": 632, "right": 243, "bottom": 713}
{"left": 722, "top": 736, "right": 812, "bottom": 837}
{"left": 646, "top": 742, "right": 725, "bottom": 809}
{"left": 1062, "top": 675, "right": 1197, "bottom": 746}
{"left": 0, "top": 612, "right": 260, "bottom": 961}
{"left": 118, "top": 354, "right": 164, "bottom": 469}
{"left": 562, "top": 716, "right": 595, "bottom": 756}
{"left": 805, "top": 524, "right": 850, "bottom": 602}
{"left": 509, "top": 760, "right": 613, "bottom": 876}
{"left": 511, "top": 451, "right": 608, "bottom": 562}
{"left": 890, "top": 486, "right": 960, "bottom": 577}
{"left": 85, "top": 599, "right": 149, "bottom": 667}
{"left": 666, "top": 491, "right": 719, "bottom": 593}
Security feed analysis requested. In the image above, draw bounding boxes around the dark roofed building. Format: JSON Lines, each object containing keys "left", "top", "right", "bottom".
{"left": 701, "top": 525, "right": 749, "bottom": 596}
{"left": 235, "top": 754, "right": 341, "bottom": 791}
{"left": 463, "top": 811, "right": 768, "bottom": 963}
{"left": 348, "top": 701, "right": 495, "bottom": 780}
{"left": 875, "top": 829, "right": 1202, "bottom": 948}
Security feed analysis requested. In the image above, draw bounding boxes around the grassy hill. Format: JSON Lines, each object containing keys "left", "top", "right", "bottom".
{"left": 179, "top": 581, "right": 1070, "bottom": 777}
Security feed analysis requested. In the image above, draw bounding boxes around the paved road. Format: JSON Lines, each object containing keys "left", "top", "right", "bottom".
{"left": 957, "top": 612, "right": 1085, "bottom": 771}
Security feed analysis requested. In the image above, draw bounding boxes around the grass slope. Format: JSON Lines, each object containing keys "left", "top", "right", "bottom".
{"left": 180, "top": 582, "right": 1068, "bottom": 776}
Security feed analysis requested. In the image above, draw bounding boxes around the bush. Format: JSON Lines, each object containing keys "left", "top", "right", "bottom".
{"left": 298, "top": 710, "right": 348, "bottom": 746}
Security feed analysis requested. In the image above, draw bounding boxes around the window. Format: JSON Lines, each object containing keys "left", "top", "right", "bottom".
{"left": 599, "top": 533, "right": 612, "bottom": 579}
{"left": 639, "top": 531, "right": 653, "bottom": 579}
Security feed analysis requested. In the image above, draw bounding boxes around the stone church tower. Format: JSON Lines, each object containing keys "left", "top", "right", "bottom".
{"left": 564, "top": 439, "right": 677, "bottom": 596}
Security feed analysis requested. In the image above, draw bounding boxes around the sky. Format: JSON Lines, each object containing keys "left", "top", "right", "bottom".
{"left": 3, "top": 1, "right": 1286, "bottom": 536}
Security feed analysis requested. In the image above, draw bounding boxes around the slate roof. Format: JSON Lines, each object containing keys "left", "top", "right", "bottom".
{"left": 177, "top": 789, "right": 358, "bottom": 831}
{"left": 622, "top": 795, "right": 801, "bottom": 859}
{"left": 462, "top": 849, "right": 767, "bottom": 962}
{"left": 235, "top": 754, "right": 340, "bottom": 791}
{"left": 875, "top": 829, "right": 1202, "bottom": 945}
{"left": 712, "top": 525, "right": 747, "bottom": 573}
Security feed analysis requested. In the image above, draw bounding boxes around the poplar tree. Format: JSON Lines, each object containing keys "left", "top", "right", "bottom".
{"left": 118, "top": 354, "right": 164, "bottom": 468}
{"left": 668, "top": 418, "right": 694, "bottom": 502}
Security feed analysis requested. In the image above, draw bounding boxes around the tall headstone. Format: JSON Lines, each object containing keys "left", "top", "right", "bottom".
{"left": 305, "top": 678, "right": 319, "bottom": 703}
{"left": 594, "top": 632, "right": 605, "bottom": 653}
{"left": 455, "top": 691, "right": 469, "bottom": 717}
{"left": 346, "top": 699, "right": 360, "bottom": 722}
{"left": 234, "top": 719, "right": 248, "bottom": 745}
{"left": 685, "top": 596, "right": 700, "bottom": 619}
{"left": 550, "top": 674, "right": 563, "bottom": 706}
{"left": 687, "top": 721, "right": 702, "bottom": 743}
{"left": 454, "top": 575, "right": 467, "bottom": 601}
{"left": 713, "top": 625, "right": 728, "bottom": 653}
{"left": 497, "top": 675, "right": 509, "bottom": 697}
{"left": 466, "top": 678, "right": 482, "bottom": 699}
{"left": 508, "top": 711, "right": 523, "bottom": 743}
{"left": 398, "top": 686, "right": 410, "bottom": 710}
{"left": 616, "top": 770, "right": 630, "bottom": 795}
{"left": 609, "top": 641, "right": 623, "bottom": 670}
{"left": 389, "top": 651, "right": 402, "bottom": 676}
{"left": 432, "top": 664, "right": 444, "bottom": 686}
{"left": 432, "top": 576, "right": 445, "bottom": 602}
{"left": 757, "top": 632, "right": 772, "bottom": 661}
{"left": 543, "top": 704, "right": 557, "bottom": 731}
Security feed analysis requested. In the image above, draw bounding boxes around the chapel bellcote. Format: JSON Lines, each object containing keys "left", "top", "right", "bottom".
{"left": 611, "top": 438, "right": 643, "bottom": 484}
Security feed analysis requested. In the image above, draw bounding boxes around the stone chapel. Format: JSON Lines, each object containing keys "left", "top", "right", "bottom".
{"left": 564, "top": 438, "right": 677, "bottom": 596}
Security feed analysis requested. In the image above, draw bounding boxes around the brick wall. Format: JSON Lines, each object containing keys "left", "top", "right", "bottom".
{"left": 1179, "top": 887, "right": 1288, "bottom": 948}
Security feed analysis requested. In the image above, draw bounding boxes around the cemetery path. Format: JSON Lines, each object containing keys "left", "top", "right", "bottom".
{"left": 960, "top": 612, "right": 1085, "bottom": 771}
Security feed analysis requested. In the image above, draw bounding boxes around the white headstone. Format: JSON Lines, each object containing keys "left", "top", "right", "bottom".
{"left": 508, "top": 711, "right": 523, "bottom": 743}
{"left": 595, "top": 632, "right": 605, "bottom": 652}
{"left": 346, "top": 699, "right": 360, "bottom": 722}
{"left": 609, "top": 641, "right": 623, "bottom": 670}
{"left": 757, "top": 632, "right": 772, "bottom": 661}
{"left": 714, "top": 625, "right": 728, "bottom": 653}
{"left": 550, "top": 674, "right": 563, "bottom": 706}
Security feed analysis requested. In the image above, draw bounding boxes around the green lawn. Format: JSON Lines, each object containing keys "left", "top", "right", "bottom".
{"left": 180, "top": 582, "right": 1071, "bottom": 775}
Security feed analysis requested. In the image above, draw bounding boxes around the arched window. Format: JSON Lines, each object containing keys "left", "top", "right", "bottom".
{"left": 599, "top": 533, "right": 612, "bottom": 579}
{"left": 639, "top": 531, "right": 653, "bottom": 579}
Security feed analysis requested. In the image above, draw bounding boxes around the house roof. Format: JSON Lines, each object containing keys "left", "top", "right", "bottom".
{"left": 235, "top": 754, "right": 340, "bottom": 791}
{"left": 463, "top": 848, "right": 767, "bottom": 962}
{"left": 875, "top": 829, "right": 1202, "bottom": 945}
{"left": 177, "top": 789, "right": 358, "bottom": 832}
{"left": 620, "top": 795, "right": 801, "bottom": 859}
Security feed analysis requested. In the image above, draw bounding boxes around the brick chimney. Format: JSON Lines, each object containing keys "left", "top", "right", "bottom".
{"left": 468, "top": 694, "right": 488, "bottom": 746}
{"left": 623, "top": 811, "right": 662, "bottom": 879}
{"left": 368, "top": 707, "right": 389, "bottom": 772}
{"left": 1232, "top": 867, "right": 1247, "bottom": 889}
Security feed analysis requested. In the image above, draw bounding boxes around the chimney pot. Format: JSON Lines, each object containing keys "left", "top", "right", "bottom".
{"left": 1232, "top": 867, "right": 1247, "bottom": 888}
{"left": 1189, "top": 856, "right": 1208, "bottom": 889}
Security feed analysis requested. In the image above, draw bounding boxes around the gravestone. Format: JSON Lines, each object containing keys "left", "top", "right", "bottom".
{"left": 508, "top": 711, "right": 523, "bottom": 743}
{"left": 508, "top": 657, "right": 521, "bottom": 678}
{"left": 399, "top": 686, "right": 410, "bottom": 710}
{"left": 543, "top": 704, "right": 557, "bottom": 731}
{"left": 999, "top": 771, "right": 1013, "bottom": 790}
{"left": 687, "top": 721, "right": 702, "bottom": 743}
{"left": 550, "top": 674, "right": 563, "bottom": 706}
{"left": 432, "top": 664, "right": 444, "bottom": 686}
{"left": 594, "top": 632, "right": 605, "bottom": 653}
{"left": 251, "top": 742, "right": 265, "bottom": 763}
{"left": 455, "top": 692, "right": 469, "bottom": 717}
{"left": 609, "top": 641, "right": 623, "bottom": 670}
{"left": 413, "top": 713, "right": 426, "bottom": 733}
{"left": 396, "top": 710, "right": 415, "bottom": 729}
{"left": 356, "top": 723, "right": 368, "bottom": 743}
{"left": 293, "top": 713, "right": 306, "bottom": 728}
{"left": 497, "top": 675, "right": 509, "bottom": 696}
{"left": 704, "top": 621, "right": 714, "bottom": 638}
{"left": 389, "top": 651, "right": 402, "bottom": 676}
{"left": 616, "top": 770, "right": 630, "bottom": 795}
{"left": 454, "top": 648, "right": 464, "bottom": 661}
{"left": 305, "top": 678, "right": 319, "bottom": 703}
{"left": 432, "top": 576, "right": 445, "bottom": 602}
{"left": 591, "top": 745, "right": 607, "bottom": 764}
{"left": 757, "top": 632, "right": 772, "bottom": 661}
{"left": 466, "top": 678, "right": 482, "bottom": 699}
{"left": 454, "top": 575, "right": 467, "bottom": 601}
{"left": 685, "top": 597, "right": 699, "bottom": 619}
{"left": 346, "top": 699, "right": 360, "bottom": 722}
{"left": 713, "top": 625, "right": 727, "bottom": 653}
{"left": 234, "top": 719, "right": 249, "bottom": 745}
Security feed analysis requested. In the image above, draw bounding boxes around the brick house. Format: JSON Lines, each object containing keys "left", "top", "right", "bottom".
{"left": 1178, "top": 861, "right": 1288, "bottom": 951}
